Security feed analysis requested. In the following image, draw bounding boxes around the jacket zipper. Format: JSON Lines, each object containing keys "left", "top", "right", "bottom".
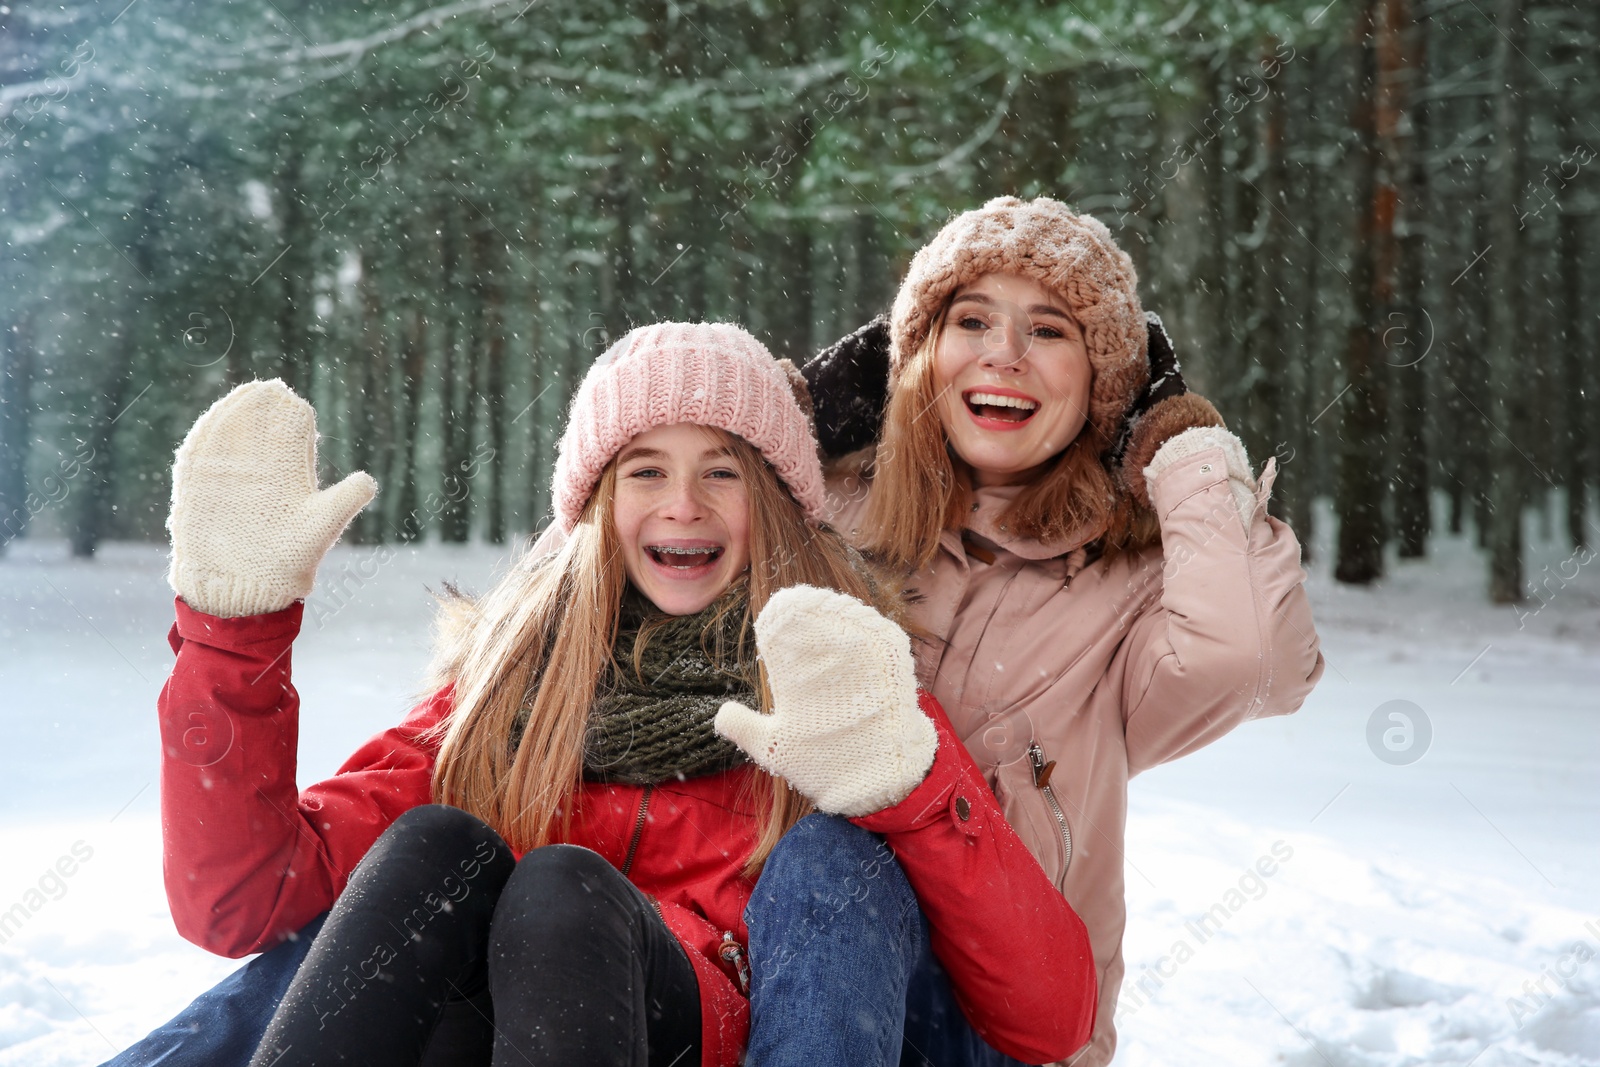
{"left": 620, "top": 784, "right": 653, "bottom": 877}
{"left": 1028, "top": 741, "right": 1072, "bottom": 879}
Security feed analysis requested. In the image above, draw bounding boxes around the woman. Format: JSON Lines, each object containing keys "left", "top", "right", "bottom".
{"left": 143, "top": 322, "right": 1094, "bottom": 1066}
{"left": 754, "top": 196, "right": 1326, "bottom": 1066}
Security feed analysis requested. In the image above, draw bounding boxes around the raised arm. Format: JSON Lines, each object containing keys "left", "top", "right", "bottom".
{"left": 160, "top": 378, "right": 413, "bottom": 956}
{"left": 1120, "top": 427, "right": 1325, "bottom": 775}
{"left": 159, "top": 603, "right": 443, "bottom": 956}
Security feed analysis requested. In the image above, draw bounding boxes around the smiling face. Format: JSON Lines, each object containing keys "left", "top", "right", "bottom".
{"left": 930, "top": 272, "right": 1093, "bottom": 487}
{"left": 612, "top": 422, "right": 752, "bottom": 616}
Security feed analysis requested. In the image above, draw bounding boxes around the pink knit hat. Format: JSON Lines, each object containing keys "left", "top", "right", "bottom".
{"left": 890, "top": 196, "right": 1149, "bottom": 449}
{"left": 551, "top": 322, "right": 827, "bottom": 533}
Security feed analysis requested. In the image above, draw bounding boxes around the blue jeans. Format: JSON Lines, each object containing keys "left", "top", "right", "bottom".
{"left": 97, "top": 912, "right": 324, "bottom": 1067}
{"left": 743, "top": 813, "right": 1028, "bottom": 1067}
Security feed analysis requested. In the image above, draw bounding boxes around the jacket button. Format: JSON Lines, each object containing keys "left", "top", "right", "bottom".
{"left": 955, "top": 796, "right": 971, "bottom": 821}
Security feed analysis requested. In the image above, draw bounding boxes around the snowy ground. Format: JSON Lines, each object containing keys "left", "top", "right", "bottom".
{"left": 1, "top": 501, "right": 1597, "bottom": 1066}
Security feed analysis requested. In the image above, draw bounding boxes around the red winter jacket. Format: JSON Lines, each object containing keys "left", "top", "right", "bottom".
{"left": 158, "top": 598, "right": 1097, "bottom": 1066}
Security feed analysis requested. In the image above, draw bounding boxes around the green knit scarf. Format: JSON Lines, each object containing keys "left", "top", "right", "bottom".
{"left": 579, "top": 582, "right": 757, "bottom": 785}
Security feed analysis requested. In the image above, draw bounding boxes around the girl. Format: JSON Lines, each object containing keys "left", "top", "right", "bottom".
{"left": 152, "top": 322, "right": 1095, "bottom": 1067}
{"left": 758, "top": 196, "right": 1327, "bottom": 1066}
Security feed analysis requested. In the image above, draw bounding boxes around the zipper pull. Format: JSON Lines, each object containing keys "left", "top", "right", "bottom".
{"left": 720, "top": 931, "right": 751, "bottom": 994}
{"left": 1028, "top": 741, "right": 1057, "bottom": 789}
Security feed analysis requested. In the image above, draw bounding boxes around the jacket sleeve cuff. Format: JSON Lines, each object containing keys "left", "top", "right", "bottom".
{"left": 173, "top": 595, "right": 305, "bottom": 653}
{"left": 1145, "top": 426, "right": 1251, "bottom": 484}
{"left": 1144, "top": 438, "right": 1242, "bottom": 524}
{"left": 851, "top": 692, "right": 984, "bottom": 842}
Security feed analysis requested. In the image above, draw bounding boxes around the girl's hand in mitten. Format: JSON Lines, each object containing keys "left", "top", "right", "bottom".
{"left": 714, "top": 585, "right": 936, "bottom": 817}
{"left": 166, "top": 379, "right": 377, "bottom": 618}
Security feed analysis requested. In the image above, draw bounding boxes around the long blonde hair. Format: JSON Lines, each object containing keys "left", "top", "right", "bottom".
{"left": 858, "top": 318, "right": 1157, "bottom": 572}
{"left": 429, "top": 430, "right": 899, "bottom": 874}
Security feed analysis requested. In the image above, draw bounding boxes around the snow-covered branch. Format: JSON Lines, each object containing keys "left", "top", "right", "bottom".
{"left": 211, "top": 0, "right": 531, "bottom": 71}
{"left": 887, "top": 69, "right": 1020, "bottom": 188}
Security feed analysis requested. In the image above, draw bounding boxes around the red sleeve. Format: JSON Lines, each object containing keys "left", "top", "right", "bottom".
{"left": 852, "top": 692, "right": 1097, "bottom": 1064}
{"left": 158, "top": 597, "right": 446, "bottom": 958}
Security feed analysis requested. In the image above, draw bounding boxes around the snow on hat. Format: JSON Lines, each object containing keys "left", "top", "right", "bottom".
{"left": 551, "top": 322, "right": 826, "bottom": 533}
{"left": 890, "top": 195, "right": 1149, "bottom": 449}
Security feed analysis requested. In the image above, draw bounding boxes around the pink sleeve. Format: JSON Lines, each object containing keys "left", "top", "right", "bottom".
{"left": 159, "top": 597, "right": 445, "bottom": 957}
{"left": 1119, "top": 450, "right": 1325, "bottom": 776}
{"left": 853, "top": 692, "right": 1098, "bottom": 1064}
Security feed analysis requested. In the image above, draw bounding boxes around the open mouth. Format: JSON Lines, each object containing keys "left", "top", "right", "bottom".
{"left": 964, "top": 390, "right": 1040, "bottom": 425}
{"left": 645, "top": 543, "right": 724, "bottom": 570}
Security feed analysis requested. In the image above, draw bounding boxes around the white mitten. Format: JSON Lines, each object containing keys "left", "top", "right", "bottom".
{"left": 166, "top": 380, "right": 377, "bottom": 618}
{"left": 1144, "top": 425, "right": 1258, "bottom": 526}
{"left": 714, "top": 585, "right": 937, "bottom": 817}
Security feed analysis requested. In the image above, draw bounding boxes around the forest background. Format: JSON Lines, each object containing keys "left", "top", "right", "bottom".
{"left": 1, "top": 0, "right": 1595, "bottom": 603}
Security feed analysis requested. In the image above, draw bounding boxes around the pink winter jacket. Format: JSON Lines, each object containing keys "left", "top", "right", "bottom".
{"left": 827, "top": 440, "right": 1325, "bottom": 1066}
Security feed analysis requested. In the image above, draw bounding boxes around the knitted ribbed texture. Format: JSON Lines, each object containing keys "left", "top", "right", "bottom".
{"left": 552, "top": 322, "right": 826, "bottom": 532}
{"left": 578, "top": 583, "right": 756, "bottom": 785}
{"left": 1113, "top": 391, "right": 1228, "bottom": 509}
{"left": 1145, "top": 426, "right": 1258, "bottom": 526}
{"left": 166, "top": 380, "right": 377, "bottom": 618}
{"left": 714, "top": 585, "right": 936, "bottom": 818}
{"left": 891, "top": 195, "right": 1150, "bottom": 449}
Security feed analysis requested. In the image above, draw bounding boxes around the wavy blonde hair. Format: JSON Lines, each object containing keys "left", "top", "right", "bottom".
{"left": 428, "top": 429, "right": 900, "bottom": 874}
{"left": 857, "top": 316, "right": 1157, "bottom": 572}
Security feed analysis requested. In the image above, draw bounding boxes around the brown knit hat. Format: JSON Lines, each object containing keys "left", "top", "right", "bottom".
{"left": 890, "top": 196, "right": 1149, "bottom": 450}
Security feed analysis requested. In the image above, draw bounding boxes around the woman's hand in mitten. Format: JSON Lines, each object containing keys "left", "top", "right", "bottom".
{"left": 714, "top": 585, "right": 936, "bottom": 817}
{"left": 1110, "top": 312, "right": 1229, "bottom": 509}
{"left": 166, "top": 379, "right": 377, "bottom": 618}
{"left": 1145, "top": 426, "right": 1260, "bottom": 527}
{"left": 800, "top": 315, "right": 891, "bottom": 460}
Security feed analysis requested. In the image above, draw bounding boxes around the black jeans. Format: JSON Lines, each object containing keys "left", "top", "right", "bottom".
{"left": 247, "top": 804, "right": 702, "bottom": 1067}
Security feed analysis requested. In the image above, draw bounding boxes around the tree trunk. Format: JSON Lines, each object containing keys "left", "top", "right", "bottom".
{"left": 850, "top": 211, "right": 888, "bottom": 323}
{"left": 1559, "top": 199, "right": 1588, "bottom": 553}
{"left": 1436, "top": 36, "right": 1471, "bottom": 541}
{"left": 527, "top": 230, "right": 566, "bottom": 532}
{"left": 274, "top": 148, "right": 313, "bottom": 395}
{"left": 71, "top": 326, "right": 136, "bottom": 557}
{"left": 1485, "top": 0, "right": 1528, "bottom": 603}
{"left": 1465, "top": 212, "right": 1494, "bottom": 548}
{"left": 683, "top": 153, "right": 710, "bottom": 323}
{"left": 0, "top": 310, "right": 35, "bottom": 551}
{"left": 1393, "top": 0, "right": 1430, "bottom": 557}
{"left": 1554, "top": 43, "right": 1588, "bottom": 550}
{"left": 71, "top": 195, "right": 157, "bottom": 558}
{"left": 1287, "top": 45, "right": 1325, "bottom": 555}
{"left": 1157, "top": 65, "right": 1222, "bottom": 397}
{"left": 792, "top": 225, "right": 816, "bottom": 360}
{"left": 438, "top": 201, "right": 473, "bottom": 544}
{"left": 393, "top": 306, "right": 429, "bottom": 542}
{"left": 346, "top": 262, "right": 391, "bottom": 545}
{"left": 1335, "top": 0, "right": 1392, "bottom": 585}
{"left": 605, "top": 158, "right": 640, "bottom": 330}
{"left": 1251, "top": 41, "right": 1289, "bottom": 521}
{"left": 473, "top": 223, "right": 510, "bottom": 544}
